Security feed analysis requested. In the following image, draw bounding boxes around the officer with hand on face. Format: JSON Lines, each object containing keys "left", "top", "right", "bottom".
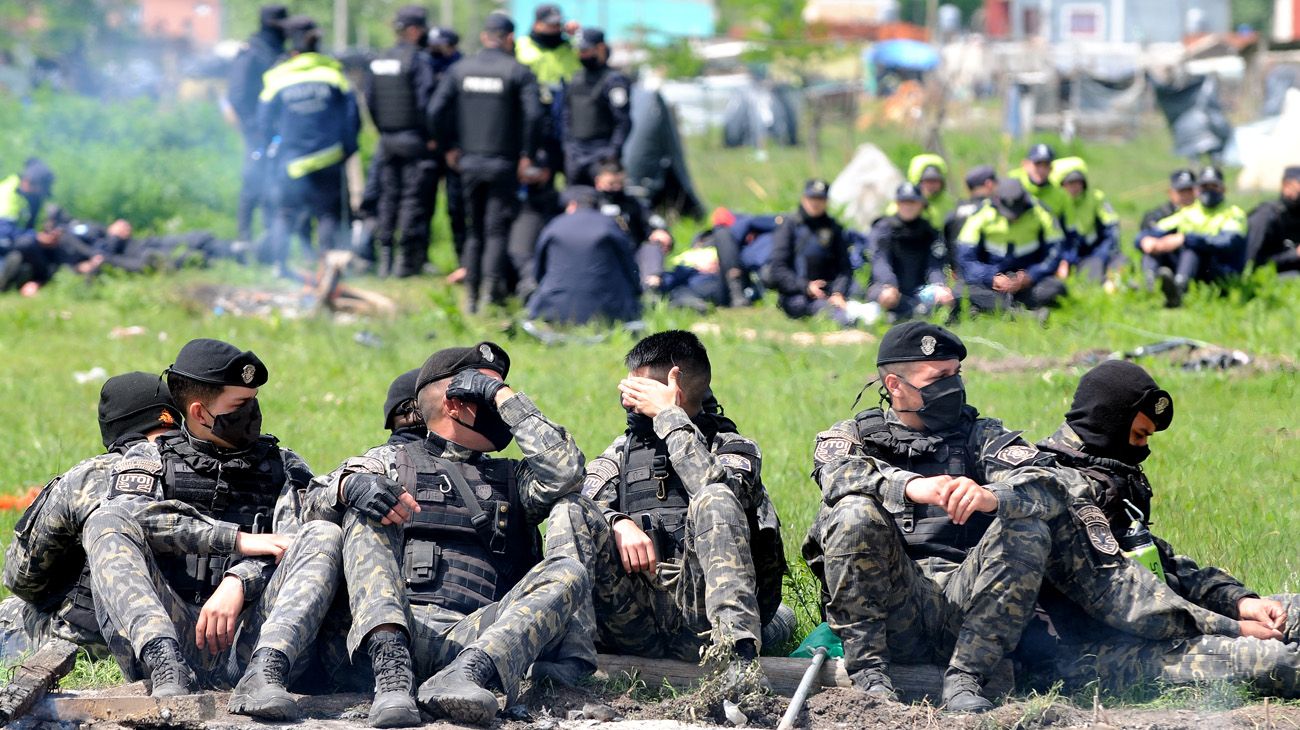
{"left": 428, "top": 12, "right": 544, "bottom": 312}
{"left": 367, "top": 6, "right": 439, "bottom": 278}
{"left": 562, "top": 28, "right": 632, "bottom": 186}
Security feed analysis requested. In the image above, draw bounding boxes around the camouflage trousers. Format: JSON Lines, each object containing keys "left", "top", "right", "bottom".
{"left": 1047, "top": 595, "right": 1300, "bottom": 698}
{"left": 339, "top": 510, "right": 593, "bottom": 702}
{"left": 85, "top": 507, "right": 343, "bottom": 688}
{"left": 545, "top": 488, "right": 763, "bottom": 662}
{"left": 0, "top": 594, "right": 107, "bottom": 659}
{"left": 810, "top": 494, "right": 1050, "bottom": 680}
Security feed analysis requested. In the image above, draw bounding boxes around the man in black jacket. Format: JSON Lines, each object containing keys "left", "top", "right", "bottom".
{"left": 428, "top": 12, "right": 545, "bottom": 312}
{"left": 766, "top": 179, "right": 859, "bottom": 326}
{"left": 562, "top": 28, "right": 632, "bottom": 185}
{"left": 868, "top": 183, "right": 955, "bottom": 321}
{"left": 1246, "top": 165, "right": 1300, "bottom": 276}
{"left": 227, "top": 5, "right": 287, "bottom": 246}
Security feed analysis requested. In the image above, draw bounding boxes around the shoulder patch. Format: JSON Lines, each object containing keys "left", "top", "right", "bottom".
{"left": 996, "top": 444, "right": 1040, "bottom": 466}
{"left": 717, "top": 453, "right": 754, "bottom": 473}
{"left": 109, "top": 458, "right": 160, "bottom": 498}
{"left": 582, "top": 457, "right": 619, "bottom": 500}
{"left": 814, "top": 429, "right": 858, "bottom": 467}
{"left": 608, "top": 85, "right": 628, "bottom": 108}
{"left": 1072, "top": 504, "right": 1120, "bottom": 556}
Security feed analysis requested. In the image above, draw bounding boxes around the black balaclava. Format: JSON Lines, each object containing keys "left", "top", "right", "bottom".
{"left": 1066, "top": 360, "right": 1173, "bottom": 465}
{"left": 207, "top": 398, "right": 263, "bottom": 450}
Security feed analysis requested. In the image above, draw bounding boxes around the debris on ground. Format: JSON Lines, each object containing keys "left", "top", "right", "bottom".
{"left": 190, "top": 252, "right": 396, "bottom": 320}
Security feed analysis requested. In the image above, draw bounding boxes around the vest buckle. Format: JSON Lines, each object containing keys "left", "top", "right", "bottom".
{"left": 899, "top": 504, "right": 916, "bottom": 534}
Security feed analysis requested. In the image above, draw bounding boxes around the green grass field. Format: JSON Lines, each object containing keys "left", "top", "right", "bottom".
{"left": 2, "top": 97, "right": 1299, "bottom": 695}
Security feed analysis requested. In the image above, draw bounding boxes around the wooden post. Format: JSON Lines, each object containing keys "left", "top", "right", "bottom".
{"left": 0, "top": 638, "right": 79, "bottom": 724}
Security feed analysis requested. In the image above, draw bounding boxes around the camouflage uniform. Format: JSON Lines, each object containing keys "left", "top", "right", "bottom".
{"left": 546, "top": 405, "right": 785, "bottom": 661}
{"left": 302, "top": 392, "right": 593, "bottom": 701}
{"left": 1, "top": 452, "right": 119, "bottom": 656}
{"left": 802, "top": 406, "right": 1065, "bottom": 685}
{"left": 86, "top": 432, "right": 343, "bottom": 689}
{"left": 1017, "top": 423, "right": 1300, "bottom": 696}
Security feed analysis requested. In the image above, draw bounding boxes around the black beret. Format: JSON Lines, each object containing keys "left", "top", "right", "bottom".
{"left": 1066, "top": 360, "right": 1173, "bottom": 454}
{"left": 484, "top": 11, "right": 515, "bottom": 34}
{"left": 394, "top": 5, "right": 428, "bottom": 27}
{"left": 383, "top": 368, "right": 421, "bottom": 429}
{"left": 803, "top": 179, "right": 830, "bottom": 198}
{"left": 1026, "top": 143, "right": 1055, "bottom": 163}
{"left": 167, "top": 338, "right": 269, "bottom": 388}
{"left": 876, "top": 322, "right": 966, "bottom": 366}
{"left": 579, "top": 27, "right": 606, "bottom": 50}
{"left": 99, "top": 371, "right": 182, "bottom": 449}
{"left": 1169, "top": 168, "right": 1196, "bottom": 190}
{"left": 964, "top": 164, "right": 996, "bottom": 189}
{"left": 416, "top": 342, "right": 509, "bottom": 393}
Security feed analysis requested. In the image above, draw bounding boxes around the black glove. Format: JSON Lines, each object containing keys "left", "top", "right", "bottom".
{"left": 343, "top": 473, "right": 404, "bottom": 522}
{"left": 445, "top": 369, "right": 505, "bottom": 404}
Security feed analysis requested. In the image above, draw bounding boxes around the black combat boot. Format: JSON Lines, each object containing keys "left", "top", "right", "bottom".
{"left": 417, "top": 647, "right": 500, "bottom": 726}
{"left": 851, "top": 665, "right": 898, "bottom": 702}
{"left": 140, "top": 637, "right": 196, "bottom": 697}
{"left": 1156, "top": 266, "right": 1183, "bottom": 308}
{"left": 366, "top": 630, "right": 420, "bottom": 728}
{"left": 720, "top": 638, "right": 772, "bottom": 699}
{"left": 941, "top": 667, "right": 994, "bottom": 714}
{"left": 228, "top": 647, "right": 299, "bottom": 720}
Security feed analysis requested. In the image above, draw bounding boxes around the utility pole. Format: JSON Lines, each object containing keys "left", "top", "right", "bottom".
{"left": 442, "top": 0, "right": 454, "bottom": 27}
{"left": 334, "top": 0, "right": 348, "bottom": 50}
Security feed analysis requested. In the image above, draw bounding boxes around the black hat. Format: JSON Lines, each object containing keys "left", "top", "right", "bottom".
{"left": 416, "top": 342, "right": 510, "bottom": 394}
{"left": 428, "top": 26, "right": 460, "bottom": 46}
{"left": 1066, "top": 360, "right": 1173, "bottom": 455}
{"left": 1198, "top": 166, "right": 1225, "bottom": 186}
{"left": 1169, "top": 168, "right": 1196, "bottom": 190}
{"left": 894, "top": 182, "right": 926, "bottom": 203}
{"left": 259, "top": 4, "right": 288, "bottom": 28}
{"left": 918, "top": 165, "right": 945, "bottom": 182}
{"left": 964, "top": 164, "right": 996, "bottom": 190}
{"left": 535, "top": 3, "right": 563, "bottom": 24}
{"left": 562, "top": 185, "right": 598, "bottom": 208}
{"left": 22, "top": 158, "right": 54, "bottom": 190}
{"left": 876, "top": 322, "right": 966, "bottom": 366}
{"left": 98, "top": 372, "right": 183, "bottom": 449}
{"left": 1284, "top": 166, "right": 1300, "bottom": 182}
{"left": 383, "top": 368, "right": 421, "bottom": 429}
{"left": 394, "top": 5, "right": 428, "bottom": 28}
{"left": 167, "top": 338, "right": 269, "bottom": 388}
{"left": 484, "top": 11, "right": 515, "bottom": 34}
{"left": 803, "top": 178, "right": 830, "bottom": 199}
{"left": 1026, "top": 143, "right": 1055, "bottom": 163}
{"left": 578, "top": 27, "right": 606, "bottom": 50}
{"left": 994, "top": 177, "right": 1031, "bottom": 218}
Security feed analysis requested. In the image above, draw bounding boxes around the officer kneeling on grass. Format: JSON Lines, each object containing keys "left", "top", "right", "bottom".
{"left": 803, "top": 322, "right": 1068, "bottom": 713}
{"left": 303, "top": 342, "right": 595, "bottom": 728}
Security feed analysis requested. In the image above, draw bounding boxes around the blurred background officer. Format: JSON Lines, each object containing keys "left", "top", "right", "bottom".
{"left": 562, "top": 28, "right": 631, "bottom": 186}
{"left": 367, "top": 6, "right": 438, "bottom": 278}
{"left": 226, "top": 5, "right": 287, "bottom": 249}
{"left": 258, "top": 16, "right": 360, "bottom": 277}
{"left": 428, "top": 12, "right": 543, "bottom": 312}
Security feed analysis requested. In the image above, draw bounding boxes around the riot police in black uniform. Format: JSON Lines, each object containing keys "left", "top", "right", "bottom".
{"left": 428, "top": 12, "right": 544, "bottom": 312}
{"left": 562, "top": 28, "right": 632, "bottom": 186}
{"left": 428, "top": 27, "right": 469, "bottom": 270}
{"left": 226, "top": 5, "right": 287, "bottom": 247}
{"left": 1246, "top": 165, "right": 1300, "bottom": 275}
{"left": 366, "top": 6, "right": 439, "bottom": 278}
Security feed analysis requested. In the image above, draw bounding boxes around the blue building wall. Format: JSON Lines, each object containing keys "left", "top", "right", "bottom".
{"left": 510, "top": 0, "right": 716, "bottom": 43}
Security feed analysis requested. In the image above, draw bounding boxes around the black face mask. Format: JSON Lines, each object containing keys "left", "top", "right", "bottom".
{"left": 894, "top": 374, "right": 966, "bottom": 432}
{"left": 454, "top": 403, "right": 514, "bottom": 452}
{"left": 580, "top": 55, "right": 602, "bottom": 71}
{"left": 531, "top": 30, "right": 564, "bottom": 49}
{"left": 625, "top": 405, "right": 655, "bottom": 436}
{"left": 206, "top": 398, "right": 262, "bottom": 449}
{"left": 1284, "top": 195, "right": 1300, "bottom": 213}
{"left": 1112, "top": 443, "right": 1151, "bottom": 465}
{"left": 1200, "top": 189, "right": 1224, "bottom": 208}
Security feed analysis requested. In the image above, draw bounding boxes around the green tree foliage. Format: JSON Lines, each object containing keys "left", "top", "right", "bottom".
{"left": 1230, "top": 0, "right": 1272, "bottom": 32}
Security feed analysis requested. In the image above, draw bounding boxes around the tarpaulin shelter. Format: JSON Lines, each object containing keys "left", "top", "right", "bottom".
{"left": 623, "top": 86, "right": 706, "bottom": 218}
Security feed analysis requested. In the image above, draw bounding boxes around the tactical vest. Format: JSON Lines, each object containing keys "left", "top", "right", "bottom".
{"left": 1039, "top": 441, "right": 1153, "bottom": 536}
{"left": 155, "top": 434, "right": 282, "bottom": 604}
{"left": 618, "top": 432, "right": 691, "bottom": 562}
{"left": 395, "top": 442, "right": 540, "bottom": 615}
{"left": 567, "top": 68, "right": 614, "bottom": 141}
{"left": 456, "top": 50, "right": 525, "bottom": 158}
{"left": 854, "top": 409, "right": 992, "bottom": 562}
{"left": 369, "top": 44, "right": 420, "bottom": 133}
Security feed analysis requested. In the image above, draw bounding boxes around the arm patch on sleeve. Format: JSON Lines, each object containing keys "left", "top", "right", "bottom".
{"left": 813, "top": 428, "right": 860, "bottom": 467}
{"left": 109, "top": 458, "right": 161, "bottom": 498}
{"left": 582, "top": 457, "right": 620, "bottom": 500}
{"left": 717, "top": 453, "right": 754, "bottom": 473}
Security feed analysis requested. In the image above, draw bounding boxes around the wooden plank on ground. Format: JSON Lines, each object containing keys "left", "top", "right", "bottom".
{"left": 30, "top": 692, "right": 219, "bottom": 724}
{"left": 0, "top": 638, "right": 78, "bottom": 724}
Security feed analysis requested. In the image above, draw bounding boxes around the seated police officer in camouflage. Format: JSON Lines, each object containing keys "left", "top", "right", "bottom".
{"left": 545, "top": 330, "right": 787, "bottom": 690}
{"left": 302, "top": 342, "right": 594, "bottom": 728}
{"left": 383, "top": 367, "right": 426, "bottom": 445}
{"left": 1, "top": 371, "right": 182, "bottom": 658}
{"left": 1022, "top": 360, "right": 1300, "bottom": 697}
{"left": 84, "top": 338, "right": 344, "bottom": 721}
{"left": 802, "top": 322, "right": 1065, "bottom": 713}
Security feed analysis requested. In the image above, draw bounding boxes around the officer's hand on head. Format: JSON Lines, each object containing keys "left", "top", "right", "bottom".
{"left": 344, "top": 473, "right": 418, "bottom": 525}
{"left": 619, "top": 366, "right": 680, "bottom": 418}
{"left": 235, "top": 532, "right": 293, "bottom": 563}
{"left": 445, "top": 369, "right": 506, "bottom": 405}
{"left": 1239, "top": 619, "right": 1285, "bottom": 641}
{"left": 611, "top": 518, "right": 658, "bottom": 574}
{"left": 196, "top": 576, "right": 244, "bottom": 655}
{"left": 1238, "top": 597, "right": 1287, "bottom": 631}
{"left": 941, "top": 478, "right": 998, "bottom": 525}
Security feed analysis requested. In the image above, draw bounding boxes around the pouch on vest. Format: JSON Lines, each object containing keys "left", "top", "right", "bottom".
{"left": 404, "top": 541, "right": 441, "bottom": 585}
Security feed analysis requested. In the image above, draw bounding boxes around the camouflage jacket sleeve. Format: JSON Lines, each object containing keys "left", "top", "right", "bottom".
{"left": 1155, "top": 535, "right": 1256, "bottom": 618}
{"left": 972, "top": 418, "right": 1067, "bottom": 521}
{"left": 811, "top": 419, "right": 910, "bottom": 515}
{"left": 221, "top": 448, "right": 315, "bottom": 600}
{"left": 4, "top": 454, "right": 116, "bottom": 601}
{"left": 654, "top": 406, "right": 762, "bottom": 507}
{"left": 302, "top": 445, "right": 392, "bottom": 523}
{"left": 582, "top": 437, "right": 627, "bottom": 527}
{"left": 499, "top": 393, "right": 586, "bottom": 523}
